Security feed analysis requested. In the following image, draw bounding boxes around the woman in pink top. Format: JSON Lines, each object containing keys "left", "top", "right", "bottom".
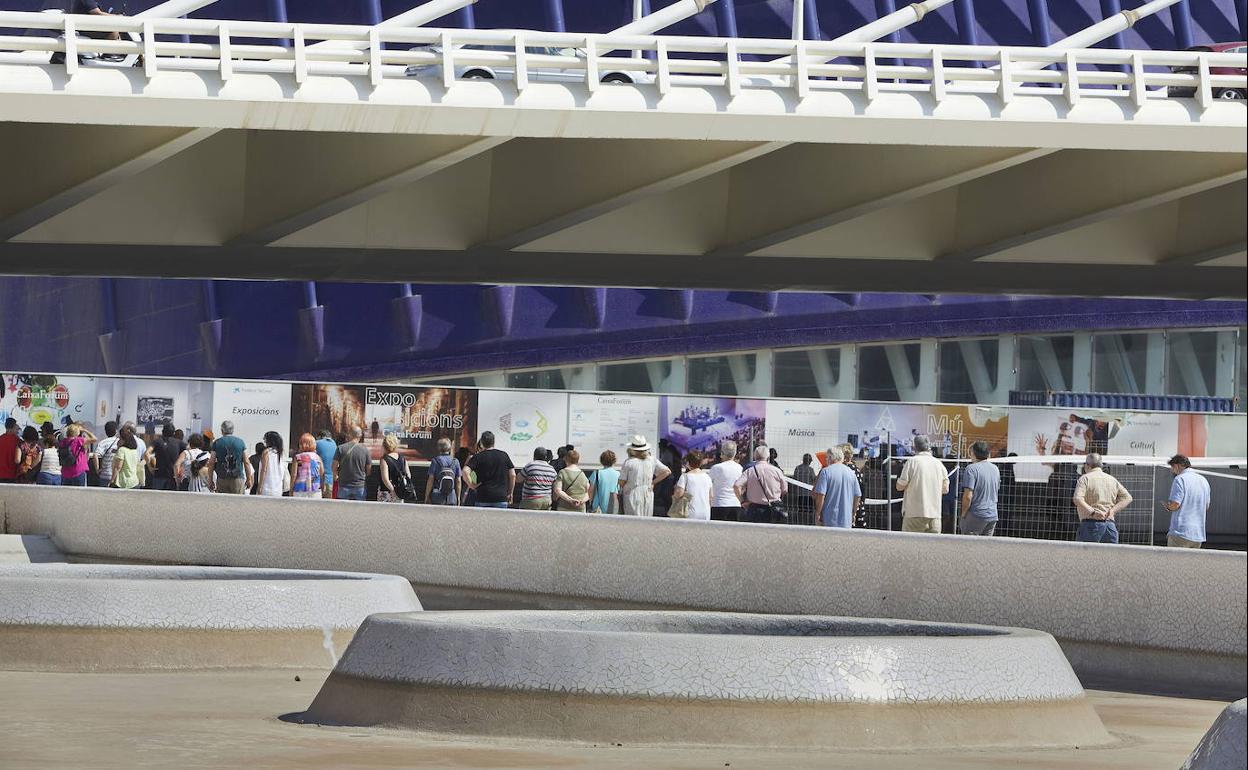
{"left": 58, "top": 423, "right": 96, "bottom": 487}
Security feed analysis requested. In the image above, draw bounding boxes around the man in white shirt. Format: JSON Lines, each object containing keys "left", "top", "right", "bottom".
{"left": 91, "top": 420, "right": 121, "bottom": 487}
{"left": 707, "top": 441, "right": 743, "bottom": 522}
{"left": 896, "top": 435, "right": 949, "bottom": 533}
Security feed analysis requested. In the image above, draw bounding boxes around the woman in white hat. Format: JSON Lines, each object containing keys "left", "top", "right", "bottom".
{"left": 618, "top": 435, "right": 672, "bottom": 516}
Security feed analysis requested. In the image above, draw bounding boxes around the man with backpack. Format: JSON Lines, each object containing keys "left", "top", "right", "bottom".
{"left": 424, "top": 438, "right": 461, "bottom": 505}
{"left": 211, "top": 420, "right": 252, "bottom": 494}
{"left": 91, "top": 421, "right": 121, "bottom": 488}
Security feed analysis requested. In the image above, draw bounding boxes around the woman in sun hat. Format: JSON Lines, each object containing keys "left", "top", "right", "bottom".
{"left": 617, "top": 435, "right": 672, "bottom": 516}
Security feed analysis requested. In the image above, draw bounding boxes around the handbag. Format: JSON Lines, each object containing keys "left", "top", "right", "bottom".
{"left": 668, "top": 486, "right": 691, "bottom": 519}
{"left": 751, "top": 466, "right": 789, "bottom": 523}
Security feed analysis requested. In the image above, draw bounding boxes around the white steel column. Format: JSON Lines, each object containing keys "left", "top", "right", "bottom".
{"left": 1071, "top": 333, "right": 1094, "bottom": 393}
{"left": 1145, "top": 333, "right": 1166, "bottom": 395}
{"left": 725, "top": 351, "right": 771, "bottom": 397}
{"left": 562, "top": 365, "right": 598, "bottom": 391}
{"left": 1214, "top": 331, "right": 1237, "bottom": 398}
{"left": 995, "top": 335, "right": 1017, "bottom": 405}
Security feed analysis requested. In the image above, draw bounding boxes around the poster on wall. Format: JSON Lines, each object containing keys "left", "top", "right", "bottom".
{"left": 836, "top": 402, "right": 927, "bottom": 459}
{"left": 1107, "top": 412, "right": 1179, "bottom": 459}
{"left": 923, "top": 405, "right": 1009, "bottom": 459}
{"left": 210, "top": 380, "right": 293, "bottom": 448}
{"left": 568, "top": 393, "right": 660, "bottom": 467}
{"left": 477, "top": 390, "right": 570, "bottom": 466}
{"left": 361, "top": 385, "right": 477, "bottom": 462}
{"left": 290, "top": 383, "right": 366, "bottom": 454}
{"left": 659, "top": 396, "right": 766, "bottom": 458}
{"left": 764, "top": 400, "right": 839, "bottom": 469}
{"left": 1205, "top": 414, "right": 1247, "bottom": 458}
{"left": 0, "top": 373, "right": 98, "bottom": 433}
{"left": 1006, "top": 408, "right": 1124, "bottom": 483}
{"left": 96, "top": 378, "right": 213, "bottom": 438}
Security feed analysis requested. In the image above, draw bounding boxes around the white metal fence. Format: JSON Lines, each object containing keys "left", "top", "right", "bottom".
{"left": 2, "top": 11, "right": 1245, "bottom": 108}
{"left": 780, "top": 454, "right": 1246, "bottom": 546}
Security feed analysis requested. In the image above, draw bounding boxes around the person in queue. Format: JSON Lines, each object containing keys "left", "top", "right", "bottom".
{"left": 333, "top": 426, "right": 369, "bottom": 502}
{"left": 1072, "top": 453, "right": 1132, "bottom": 544}
{"left": 841, "top": 444, "right": 869, "bottom": 528}
{"left": 314, "top": 430, "right": 337, "bottom": 500}
{"left": 1163, "top": 454, "right": 1210, "bottom": 549}
{"left": 896, "top": 435, "right": 948, "bottom": 533}
{"left": 518, "top": 446, "right": 556, "bottom": 510}
{"left": 733, "top": 446, "right": 788, "bottom": 524}
{"left": 552, "top": 448, "right": 591, "bottom": 513}
{"left": 463, "top": 431, "right": 515, "bottom": 509}
{"left": 291, "top": 433, "right": 326, "bottom": 499}
{"left": 707, "top": 441, "right": 743, "bottom": 522}
{"left": 812, "top": 446, "right": 860, "bottom": 528}
{"left": 254, "top": 431, "right": 286, "bottom": 497}
{"left": 211, "top": 420, "right": 252, "bottom": 494}
{"left": 146, "top": 421, "right": 185, "bottom": 492}
{"left": 56, "top": 422, "right": 95, "bottom": 487}
{"left": 587, "top": 450, "right": 620, "bottom": 514}
{"left": 425, "top": 438, "right": 462, "bottom": 506}
{"left": 958, "top": 441, "right": 999, "bottom": 536}
{"left": 91, "top": 421, "right": 120, "bottom": 488}
{"left": 0, "top": 418, "right": 21, "bottom": 484}
{"left": 618, "top": 435, "right": 671, "bottom": 517}
{"left": 177, "top": 433, "right": 214, "bottom": 493}
{"left": 111, "top": 423, "right": 146, "bottom": 490}
{"left": 672, "top": 449, "right": 712, "bottom": 520}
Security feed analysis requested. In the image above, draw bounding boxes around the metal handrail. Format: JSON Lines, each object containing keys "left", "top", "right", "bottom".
{"left": 1, "top": 11, "right": 1245, "bottom": 106}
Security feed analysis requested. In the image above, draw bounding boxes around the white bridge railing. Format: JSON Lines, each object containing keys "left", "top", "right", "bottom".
{"left": 1, "top": 10, "right": 1246, "bottom": 108}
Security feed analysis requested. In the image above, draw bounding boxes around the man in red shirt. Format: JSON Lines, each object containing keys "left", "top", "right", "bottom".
{"left": 0, "top": 418, "right": 21, "bottom": 483}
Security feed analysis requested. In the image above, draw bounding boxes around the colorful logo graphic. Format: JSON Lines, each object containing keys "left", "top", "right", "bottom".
{"left": 2, "top": 374, "right": 84, "bottom": 429}
{"left": 499, "top": 406, "right": 548, "bottom": 442}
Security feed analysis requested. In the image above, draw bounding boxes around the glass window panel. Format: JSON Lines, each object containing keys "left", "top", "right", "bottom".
{"left": 598, "top": 360, "right": 671, "bottom": 393}
{"left": 1167, "top": 329, "right": 1237, "bottom": 398}
{"left": 1017, "top": 335, "right": 1074, "bottom": 392}
{"left": 857, "top": 343, "right": 919, "bottom": 402}
{"left": 687, "top": 354, "right": 756, "bottom": 396}
{"left": 506, "top": 369, "right": 567, "bottom": 390}
{"left": 938, "top": 339, "right": 998, "bottom": 404}
{"left": 1092, "top": 333, "right": 1159, "bottom": 394}
{"left": 773, "top": 347, "right": 842, "bottom": 399}
{"left": 1239, "top": 329, "right": 1247, "bottom": 412}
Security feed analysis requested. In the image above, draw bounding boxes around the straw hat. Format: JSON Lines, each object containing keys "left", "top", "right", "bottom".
{"left": 628, "top": 435, "right": 651, "bottom": 453}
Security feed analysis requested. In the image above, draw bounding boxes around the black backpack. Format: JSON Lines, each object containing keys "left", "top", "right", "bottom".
{"left": 215, "top": 441, "right": 241, "bottom": 479}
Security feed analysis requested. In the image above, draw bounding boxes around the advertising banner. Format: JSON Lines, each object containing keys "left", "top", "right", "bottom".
{"left": 210, "top": 380, "right": 293, "bottom": 448}
{"left": 92, "top": 377, "right": 213, "bottom": 438}
{"left": 290, "top": 383, "right": 367, "bottom": 451}
{"left": 837, "top": 402, "right": 927, "bottom": 459}
{"left": 764, "top": 400, "right": 839, "bottom": 469}
{"left": 568, "top": 393, "right": 660, "bottom": 468}
{"left": 923, "top": 405, "right": 1009, "bottom": 459}
{"left": 0, "top": 373, "right": 97, "bottom": 433}
{"left": 659, "top": 396, "right": 766, "bottom": 458}
{"left": 1006, "top": 408, "right": 1124, "bottom": 483}
{"left": 1205, "top": 414, "right": 1247, "bottom": 457}
{"left": 361, "top": 385, "right": 477, "bottom": 462}
{"left": 1107, "top": 412, "right": 1179, "bottom": 459}
{"left": 478, "top": 390, "right": 570, "bottom": 466}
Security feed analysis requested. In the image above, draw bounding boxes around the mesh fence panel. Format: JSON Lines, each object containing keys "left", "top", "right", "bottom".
{"left": 785, "top": 456, "right": 1173, "bottom": 545}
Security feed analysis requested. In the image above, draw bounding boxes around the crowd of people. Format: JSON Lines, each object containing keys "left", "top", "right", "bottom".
{"left": 0, "top": 417, "right": 1213, "bottom": 548}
